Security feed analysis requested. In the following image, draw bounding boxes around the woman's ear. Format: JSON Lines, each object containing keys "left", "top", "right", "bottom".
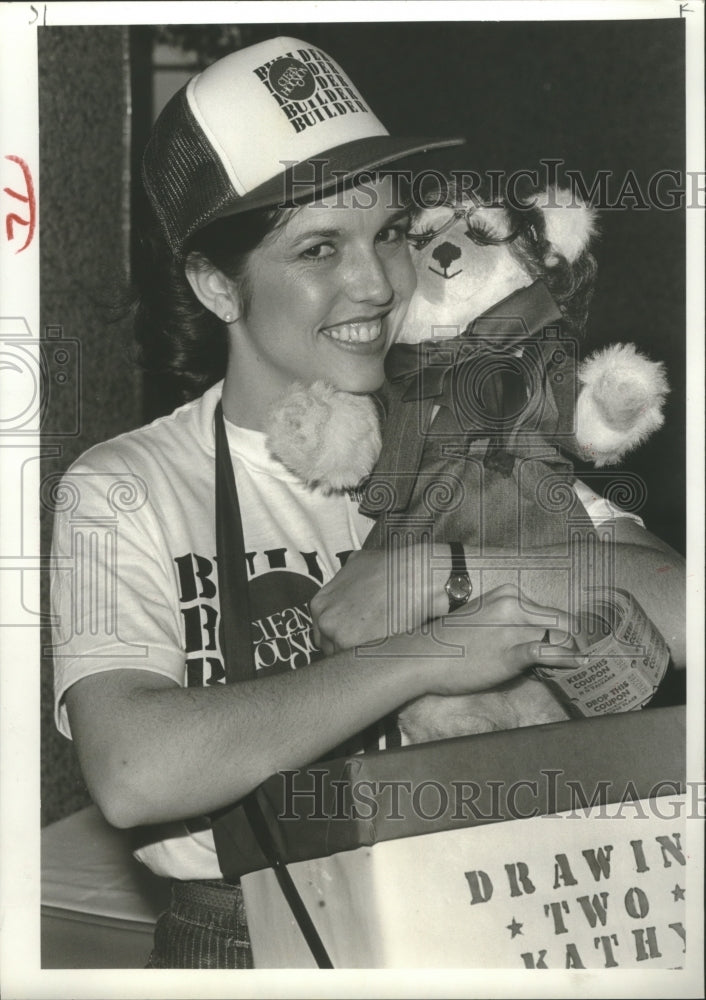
{"left": 185, "top": 258, "right": 241, "bottom": 324}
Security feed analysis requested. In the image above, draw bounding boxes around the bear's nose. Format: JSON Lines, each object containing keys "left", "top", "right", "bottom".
{"left": 430, "top": 241, "right": 463, "bottom": 279}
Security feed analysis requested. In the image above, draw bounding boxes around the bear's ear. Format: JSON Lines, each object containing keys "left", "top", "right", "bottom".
{"left": 535, "top": 187, "right": 599, "bottom": 264}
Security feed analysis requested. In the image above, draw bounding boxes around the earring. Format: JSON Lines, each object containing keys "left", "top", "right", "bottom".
{"left": 223, "top": 312, "right": 233, "bottom": 324}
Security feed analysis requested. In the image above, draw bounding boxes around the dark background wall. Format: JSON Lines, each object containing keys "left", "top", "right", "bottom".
{"left": 39, "top": 27, "right": 141, "bottom": 825}
{"left": 40, "top": 18, "right": 686, "bottom": 825}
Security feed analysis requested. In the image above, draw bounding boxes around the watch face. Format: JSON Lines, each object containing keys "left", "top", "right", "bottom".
{"left": 446, "top": 573, "right": 472, "bottom": 602}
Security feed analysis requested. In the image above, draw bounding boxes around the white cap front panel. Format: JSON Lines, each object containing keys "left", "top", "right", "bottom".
{"left": 188, "top": 37, "right": 390, "bottom": 195}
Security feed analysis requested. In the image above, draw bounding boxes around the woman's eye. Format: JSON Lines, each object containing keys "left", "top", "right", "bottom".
{"left": 376, "top": 224, "right": 409, "bottom": 247}
{"left": 301, "top": 242, "right": 335, "bottom": 261}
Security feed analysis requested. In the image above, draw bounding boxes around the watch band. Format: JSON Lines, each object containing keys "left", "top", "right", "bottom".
{"left": 450, "top": 540, "right": 466, "bottom": 577}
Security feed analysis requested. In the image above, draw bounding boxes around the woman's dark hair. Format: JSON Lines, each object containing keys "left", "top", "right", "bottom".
{"left": 133, "top": 205, "right": 289, "bottom": 403}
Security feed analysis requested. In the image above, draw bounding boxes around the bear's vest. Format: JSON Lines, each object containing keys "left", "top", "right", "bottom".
{"left": 360, "top": 281, "right": 593, "bottom": 552}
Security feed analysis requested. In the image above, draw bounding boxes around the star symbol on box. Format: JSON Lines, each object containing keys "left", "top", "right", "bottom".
{"left": 506, "top": 917, "right": 523, "bottom": 938}
{"left": 671, "top": 884, "right": 685, "bottom": 901}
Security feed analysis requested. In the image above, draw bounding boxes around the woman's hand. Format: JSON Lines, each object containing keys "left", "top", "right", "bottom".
{"left": 311, "top": 544, "right": 436, "bottom": 654}
{"left": 397, "top": 583, "right": 580, "bottom": 697}
{"left": 310, "top": 546, "right": 579, "bottom": 662}
{"left": 313, "top": 565, "right": 582, "bottom": 698}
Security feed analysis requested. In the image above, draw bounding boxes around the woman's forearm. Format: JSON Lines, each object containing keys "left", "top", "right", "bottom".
{"left": 66, "top": 646, "right": 429, "bottom": 829}
{"left": 66, "top": 586, "right": 568, "bottom": 829}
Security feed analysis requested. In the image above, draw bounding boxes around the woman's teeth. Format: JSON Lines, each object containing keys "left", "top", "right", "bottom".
{"left": 324, "top": 320, "right": 382, "bottom": 343}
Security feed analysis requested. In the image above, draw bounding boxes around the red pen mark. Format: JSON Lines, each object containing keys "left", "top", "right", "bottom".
{"left": 4, "top": 155, "right": 36, "bottom": 253}
{"left": 656, "top": 565, "right": 672, "bottom": 573}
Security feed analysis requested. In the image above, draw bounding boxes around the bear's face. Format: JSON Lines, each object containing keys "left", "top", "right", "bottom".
{"left": 400, "top": 203, "right": 533, "bottom": 345}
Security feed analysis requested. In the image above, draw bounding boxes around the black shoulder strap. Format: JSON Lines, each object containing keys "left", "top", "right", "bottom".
{"left": 214, "top": 400, "right": 334, "bottom": 968}
{"left": 214, "top": 400, "right": 254, "bottom": 684}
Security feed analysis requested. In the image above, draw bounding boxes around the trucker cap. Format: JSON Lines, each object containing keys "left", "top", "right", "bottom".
{"left": 142, "top": 36, "right": 464, "bottom": 258}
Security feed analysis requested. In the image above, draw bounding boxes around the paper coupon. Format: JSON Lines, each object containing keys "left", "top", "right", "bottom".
{"left": 533, "top": 589, "right": 670, "bottom": 716}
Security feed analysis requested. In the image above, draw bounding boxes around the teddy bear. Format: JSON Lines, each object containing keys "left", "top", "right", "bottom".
{"left": 266, "top": 184, "right": 669, "bottom": 743}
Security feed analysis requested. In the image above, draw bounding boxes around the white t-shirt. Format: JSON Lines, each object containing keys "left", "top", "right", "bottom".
{"left": 51, "top": 381, "right": 641, "bottom": 879}
{"left": 51, "top": 381, "right": 378, "bottom": 877}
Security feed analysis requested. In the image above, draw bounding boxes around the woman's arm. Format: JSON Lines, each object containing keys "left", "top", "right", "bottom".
{"left": 311, "top": 521, "right": 686, "bottom": 667}
{"left": 64, "top": 585, "right": 575, "bottom": 829}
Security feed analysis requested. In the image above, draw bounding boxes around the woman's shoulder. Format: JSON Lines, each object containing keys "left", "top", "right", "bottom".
{"left": 67, "top": 382, "right": 223, "bottom": 478}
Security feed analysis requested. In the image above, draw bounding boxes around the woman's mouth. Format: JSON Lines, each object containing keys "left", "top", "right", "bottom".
{"left": 321, "top": 318, "right": 384, "bottom": 345}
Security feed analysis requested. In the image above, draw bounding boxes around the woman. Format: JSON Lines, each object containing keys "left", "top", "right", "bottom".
{"left": 51, "top": 36, "right": 684, "bottom": 969}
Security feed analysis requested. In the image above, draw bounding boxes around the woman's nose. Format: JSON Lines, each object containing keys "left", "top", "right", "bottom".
{"left": 344, "top": 248, "right": 395, "bottom": 306}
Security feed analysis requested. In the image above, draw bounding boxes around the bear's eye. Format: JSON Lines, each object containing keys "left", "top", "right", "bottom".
{"left": 464, "top": 219, "right": 499, "bottom": 246}
{"left": 407, "top": 225, "right": 438, "bottom": 251}
{"left": 464, "top": 214, "right": 524, "bottom": 247}
{"left": 407, "top": 206, "right": 462, "bottom": 250}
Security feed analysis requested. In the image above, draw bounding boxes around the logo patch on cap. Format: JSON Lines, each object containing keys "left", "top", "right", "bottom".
{"left": 253, "top": 47, "right": 371, "bottom": 135}
{"left": 268, "top": 57, "right": 316, "bottom": 101}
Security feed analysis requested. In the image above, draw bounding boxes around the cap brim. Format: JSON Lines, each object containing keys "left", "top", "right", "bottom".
{"left": 211, "top": 134, "right": 466, "bottom": 221}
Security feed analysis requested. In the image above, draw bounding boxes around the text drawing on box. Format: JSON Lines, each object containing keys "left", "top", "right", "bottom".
{"left": 462, "top": 821, "right": 686, "bottom": 968}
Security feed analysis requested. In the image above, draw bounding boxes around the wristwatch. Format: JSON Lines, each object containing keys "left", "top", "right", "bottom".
{"left": 445, "top": 542, "right": 472, "bottom": 612}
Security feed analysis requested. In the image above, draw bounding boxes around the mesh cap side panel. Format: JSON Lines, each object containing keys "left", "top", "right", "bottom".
{"left": 142, "top": 90, "right": 239, "bottom": 257}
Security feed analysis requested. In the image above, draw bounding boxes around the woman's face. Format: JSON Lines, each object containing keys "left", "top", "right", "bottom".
{"left": 225, "top": 176, "right": 416, "bottom": 430}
